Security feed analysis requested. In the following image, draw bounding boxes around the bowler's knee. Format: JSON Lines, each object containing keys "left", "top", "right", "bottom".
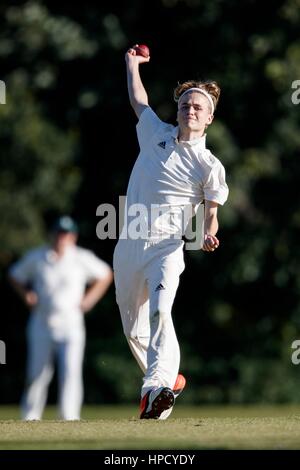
{"left": 150, "top": 309, "right": 171, "bottom": 326}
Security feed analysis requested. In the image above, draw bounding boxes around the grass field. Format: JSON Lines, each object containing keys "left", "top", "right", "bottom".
{"left": 1, "top": 404, "right": 300, "bottom": 450}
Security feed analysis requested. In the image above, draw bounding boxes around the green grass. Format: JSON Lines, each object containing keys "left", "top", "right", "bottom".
{"left": 1, "top": 404, "right": 300, "bottom": 449}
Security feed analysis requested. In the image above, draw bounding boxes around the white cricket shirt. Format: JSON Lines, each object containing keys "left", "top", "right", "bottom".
{"left": 122, "top": 107, "right": 229, "bottom": 240}
{"left": 9, "top": 245, "right": 111, "bottom": 331}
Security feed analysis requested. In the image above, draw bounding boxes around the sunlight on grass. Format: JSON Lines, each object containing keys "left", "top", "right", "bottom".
{"left": 1, "top": 405, "right": 300, "bottom": 449}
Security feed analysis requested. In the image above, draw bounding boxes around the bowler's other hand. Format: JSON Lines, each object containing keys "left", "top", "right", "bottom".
{"left": 125, "top": 45, "right": 150, "bottom": 65}
{"left": 24, "top": 290, "right": 38, "bottom": 307}
{"left": 202, "top": 234, "right": 220, "bottom": 252}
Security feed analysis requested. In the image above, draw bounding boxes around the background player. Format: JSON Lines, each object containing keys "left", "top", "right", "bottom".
{"left": 9, "top": 215, "right": 113, "bottom": 420}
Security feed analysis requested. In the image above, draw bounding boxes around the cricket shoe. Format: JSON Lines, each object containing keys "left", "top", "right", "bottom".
{"left": 159, "top": 373, "right": 186, "bottom": 420}
{"left": 140, "top": 387, "right": 175, "bottom": 420}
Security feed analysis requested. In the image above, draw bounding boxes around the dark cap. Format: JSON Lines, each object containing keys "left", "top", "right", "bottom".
{"left": 52, "top": 215, "right": 78, "bottom": 233}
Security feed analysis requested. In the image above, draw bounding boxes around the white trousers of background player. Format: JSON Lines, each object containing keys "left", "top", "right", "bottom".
{"left": 114, "top": 239, "right": 185, "bottom": 397}
{"left": 21, "top": 315, "right": 85, "bottom": 420}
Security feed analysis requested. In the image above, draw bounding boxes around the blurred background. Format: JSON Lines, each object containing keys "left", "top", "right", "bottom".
{"left": 1, "top": 0, "right": 300, "bottom": 408}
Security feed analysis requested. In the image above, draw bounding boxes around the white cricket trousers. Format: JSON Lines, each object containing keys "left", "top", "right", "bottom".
{"left": 113, "top": 238, "right": 185, "bottom": 397}
{"left": 21, "top": 314, "right": 86, "bottom": 420}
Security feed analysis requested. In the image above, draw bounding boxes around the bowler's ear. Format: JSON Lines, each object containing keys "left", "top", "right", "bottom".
{"left": 206, "top": 114, "right": 214, "bottom": 126}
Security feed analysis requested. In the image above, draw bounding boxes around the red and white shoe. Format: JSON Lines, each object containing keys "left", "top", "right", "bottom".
{"left": 140, "top": 374, "right": 186, "bottom": 420}
{"left": 140, "top": 387, "right": 175, "bottom": 420}
{"left": 159, "top": 373, "right": 186, "bottom": 420}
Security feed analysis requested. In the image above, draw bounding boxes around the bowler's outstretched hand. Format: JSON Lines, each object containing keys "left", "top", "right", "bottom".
{"left": 126, "top": 44, "right": 150, "bottom": 65}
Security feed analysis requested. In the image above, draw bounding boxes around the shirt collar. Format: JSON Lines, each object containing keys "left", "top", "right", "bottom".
{"left": 171, "top": 126, "right": 207, "bottom": 149}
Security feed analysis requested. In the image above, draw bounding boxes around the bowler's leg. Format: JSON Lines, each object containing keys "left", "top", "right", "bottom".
{"left": 114, "top": 241, "right": 150, "bottom": 373}
{"left": 142, "top": 246, "right": 185, "bottom": 397}
{"left": 126, "top": 298, "right": 150, "bottom": 374}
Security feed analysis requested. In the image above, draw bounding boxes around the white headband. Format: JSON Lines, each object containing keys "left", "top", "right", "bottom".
{"left": 177, "top": 87, "right": 214, "bottom": 113}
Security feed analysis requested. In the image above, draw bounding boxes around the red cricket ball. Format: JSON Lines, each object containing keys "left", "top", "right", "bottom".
{"left": 134, "top": 44, "right": 150, "bottom": 58}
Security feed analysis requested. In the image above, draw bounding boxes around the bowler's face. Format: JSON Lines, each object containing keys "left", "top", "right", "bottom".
{"left": 177, "top": 92, "right": 213, "bottom": 135}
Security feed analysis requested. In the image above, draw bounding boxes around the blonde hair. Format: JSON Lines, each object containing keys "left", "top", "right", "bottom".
{"left": 174, "top": 80, "right": 221, "bottom": 112}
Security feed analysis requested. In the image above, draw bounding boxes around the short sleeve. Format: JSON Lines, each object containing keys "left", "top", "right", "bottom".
{"left": 9, "top": 250, "right": 37, "bottom": 284}
{"left": 203, "top": 160, "right": 229, "bottom": 205}
{"left": 79, "top": 250, "right": 112, "bottom": 283}
{"left": 136, "top": 107, "right": 166, "bottom": 148}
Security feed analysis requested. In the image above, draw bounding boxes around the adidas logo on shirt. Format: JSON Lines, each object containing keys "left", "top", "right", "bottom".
{"left": 158, "top": 141, "right": 166, "bottom": 149}
{"left": 155, "top": 283, "right": 166, "bottom": 292}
